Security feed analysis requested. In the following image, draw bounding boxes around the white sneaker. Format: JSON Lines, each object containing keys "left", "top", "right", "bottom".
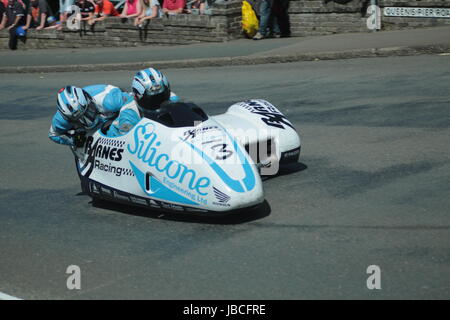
{"left": 253, "top": 32, "right": 264, "bottom": 40}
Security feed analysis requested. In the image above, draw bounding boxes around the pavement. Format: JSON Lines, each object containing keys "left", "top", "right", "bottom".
{"left": 0, "top": 26, "right": 450, "bottom": 73}
{"left": 1, "top": 55, "right": 449, "bottom": 299}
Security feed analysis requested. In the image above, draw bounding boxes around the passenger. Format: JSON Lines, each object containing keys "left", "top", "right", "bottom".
{"left": 49, "top": 84, "right": 133, "bottom": 146}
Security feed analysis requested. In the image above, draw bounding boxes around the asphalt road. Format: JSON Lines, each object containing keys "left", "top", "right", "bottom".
{"left": 0, "top": 55, "right": 449, "bottom": 300}
{"left": 2, "top": 26, "right": 450, "bottom": 69}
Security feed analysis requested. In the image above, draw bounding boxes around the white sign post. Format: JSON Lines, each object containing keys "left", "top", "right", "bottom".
{"left": 384, "top": 7, "right": 450, "bottom": 18}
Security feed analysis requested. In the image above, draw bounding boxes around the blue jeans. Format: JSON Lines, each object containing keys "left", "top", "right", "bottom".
{"left": 271, "top": 16, "right": 281, "bottom": 35}
{"left": 258, "top": 0, "right": 272, "bottom": 36}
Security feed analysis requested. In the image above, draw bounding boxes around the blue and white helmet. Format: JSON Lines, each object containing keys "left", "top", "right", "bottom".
{"left": 57, "top": 86, "right": 99, "bottom": 129}
{"left": 132, "top": 68, "right": 171, "bottom": 111}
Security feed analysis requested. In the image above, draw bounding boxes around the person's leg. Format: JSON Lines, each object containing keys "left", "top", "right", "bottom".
{"left": 278, "top": 0, "right": 290, "bottom": 37}
{"left": 59, "top": 0, "right": 75, "bottom": 28}
{"left": 9, "top": 27, "right": 19, "bottom": 50}
{"left": 259, "top": 0, "right": 272, "bottom": 35}
{"left": 59, "top": 0, "right": 68, "bottom": 29}
{"left": 269, "top": 1, "right": 281, "bottom": 37}
{"left": 254, "top": 0, "right": 272, "bottom": 39}
{"left": 8, "top": 33, "right": 17, "bottom": 50}
{"left": 59, "top": 0, "right": 65, "bottom": 23}
{"left": 270, "top": 15, "right": 280, "bottom": 36}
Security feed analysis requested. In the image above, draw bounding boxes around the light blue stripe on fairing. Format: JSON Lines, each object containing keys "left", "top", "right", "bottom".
{"left": 183, "top": 141, "right": 244, "bottom": 193}
{"left": 129, "top": 161, "right": 198, "bottom": 205}
{"left": 182, "top": 131, "right": 256, "bottom": 193}
{"left": 230, "top": 136, "right": 256, "bottom": 192}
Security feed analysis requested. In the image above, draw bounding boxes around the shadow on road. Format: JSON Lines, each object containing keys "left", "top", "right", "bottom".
{"left": 82, "top": 162, "right": 307, "bottom": 224}
{"left": 90, "top": 198, "right": 272, "bottom": 225}
{"left": 262, "top": 162, "right": 308, "bottom": 181}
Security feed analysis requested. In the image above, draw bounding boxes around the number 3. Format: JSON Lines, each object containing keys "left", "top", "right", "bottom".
{"left": 211, "top": 143, "right": 233, "bottom": 160}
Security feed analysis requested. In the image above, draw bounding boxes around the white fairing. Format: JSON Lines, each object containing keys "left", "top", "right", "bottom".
{"left": 212, "top": 99, "right": 301, "bottom": 173}
{"left": 74, "top": 117, "right": 264, "bottom": 213}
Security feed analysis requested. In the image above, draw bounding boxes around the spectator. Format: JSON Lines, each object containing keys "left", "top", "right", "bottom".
{"left": 88, "top": 0, "right": 119, "bottom": 25}
{"left": 59, "top": 0, "right": 74, "bottom": 29}
{"left": 134, "top": 0, "right": 162, "bottom": 27}
{"left": 120, "top": 0, "right": 141, "bottom": 19}
{"left": 74, "top": 0, "right": 95, "bottom": 21}
{"left": 187, "top": 0, "right": 208, "bottom": 14}
{"left": 271, "top": 0, "right": 290, "bottom": 37}
{"left": 0, "top": 0, "right": 27, "bottom": 50}
{"left": 24, "top": 0, "right": 57, "bottom": 31}
{"left": 0, "top": 1, "right": 6, "bottom": 27}
{"left": 252, "top": 0, "right": 273, "bottom": 40}
{"left": 162, "top": 0, "right": 185, "bottom": 15}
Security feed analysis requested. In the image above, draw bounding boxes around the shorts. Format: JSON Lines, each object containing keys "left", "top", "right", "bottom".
{"left": 59, "top": 0, "right": 75, "bottom": 13}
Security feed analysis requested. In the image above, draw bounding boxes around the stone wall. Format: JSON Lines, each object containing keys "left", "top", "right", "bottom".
{"left": 288, "top": 0, "right": 450, "bottom": 36}
{"left": 0, "top": 1, "right": 242, "bottom": 50}
{"left": 379, "top": 0, "right": 450, "bottom": 30}
{"left": 288, "top": 0, "right": 367, "bottom": 36}
{"left": 0, "top": 0, "right": 449, "bottom": 50}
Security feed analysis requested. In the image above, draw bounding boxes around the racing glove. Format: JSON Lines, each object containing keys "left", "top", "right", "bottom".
{"left": 73, "top": 132, "right": 87, "bottom": 148}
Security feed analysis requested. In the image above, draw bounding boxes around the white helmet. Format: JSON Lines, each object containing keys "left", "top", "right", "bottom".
{"left": 131, "top": 68, "right": 171, "bottom": 111}
{"left": 57, "top": 86, "right": 99, "bottom": 129}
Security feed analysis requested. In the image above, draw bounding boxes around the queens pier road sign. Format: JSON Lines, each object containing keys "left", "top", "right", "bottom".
{"left": 384, "top": 7, "right": 450, "bottom": 18}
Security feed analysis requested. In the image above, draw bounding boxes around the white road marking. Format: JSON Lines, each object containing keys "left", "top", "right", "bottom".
{"left": 0, "top": 291, "right": 22, "bottom": 300}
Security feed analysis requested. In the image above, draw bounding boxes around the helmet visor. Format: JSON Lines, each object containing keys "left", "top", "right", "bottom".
{"left": 76, "top": 101, "right": 99, "bottom": 129}
{"left": 137, "top": 88, "right": 170, "bottom": 111}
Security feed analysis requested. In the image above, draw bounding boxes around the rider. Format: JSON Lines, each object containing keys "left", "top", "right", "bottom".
{"left": 49, "top": 84, "right": 133, "bottom": 146}
{"left": 107, "top": 67, "right": 179, "bottom": 137}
